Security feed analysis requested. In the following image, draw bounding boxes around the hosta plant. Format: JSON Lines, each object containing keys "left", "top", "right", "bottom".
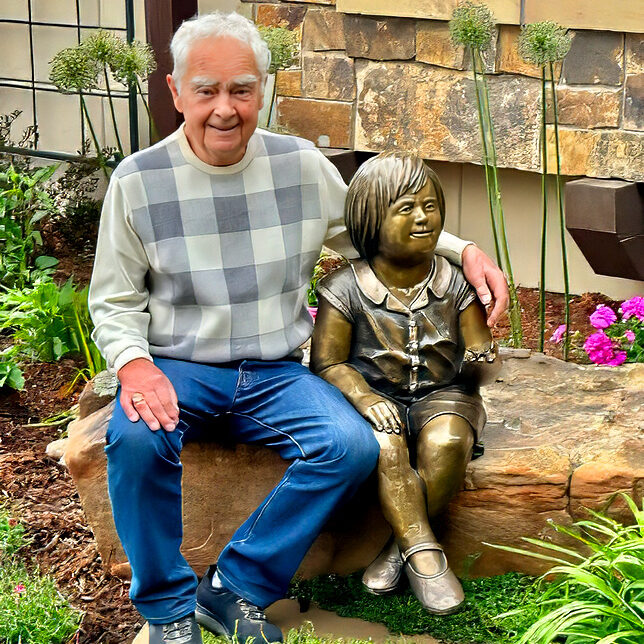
{"left": 489, "top": 494, "right": 644, "bottom": 643}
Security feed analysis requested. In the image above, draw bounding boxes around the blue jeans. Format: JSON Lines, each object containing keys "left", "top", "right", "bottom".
{"left": 105, "top": 357, "right": 378, "bottom": 624}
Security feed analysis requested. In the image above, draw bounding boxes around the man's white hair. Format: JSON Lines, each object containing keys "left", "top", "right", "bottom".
{"left": 170, "top": 11, "right": 270, "bottom": 93}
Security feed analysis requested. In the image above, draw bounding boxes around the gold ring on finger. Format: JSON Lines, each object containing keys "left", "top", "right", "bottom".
{"left": 131, "top": 393, "right": 145, "bottom": 404}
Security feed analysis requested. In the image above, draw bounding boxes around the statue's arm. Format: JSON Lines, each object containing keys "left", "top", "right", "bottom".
{"left": 459, "top": 301, "right": 501, "bottom": 386}
{"left": 311, "top": 299, "right": 403, "bottom": 433}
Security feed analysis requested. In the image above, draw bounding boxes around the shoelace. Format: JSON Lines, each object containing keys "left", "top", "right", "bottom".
{"left": 162, "top": 616, "right": 194, "bottom": 642}
{"left": 236, "top": 597, "right": 267, "bottom": 621}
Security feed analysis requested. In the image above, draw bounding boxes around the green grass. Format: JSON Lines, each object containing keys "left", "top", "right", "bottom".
{"left": 288, "top": 572, "right": 543, "bottom": 644}
{"left": 0, "top": 508, "right": 81, "bottom": 644}
{"left": 201, "top": 622, "right": 394, "bottom": 644}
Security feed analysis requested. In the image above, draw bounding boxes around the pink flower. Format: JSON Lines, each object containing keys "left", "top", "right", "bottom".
{"left": 550, "top": 324, "right": 567, "bottom": 344}
{"left": 606, "top": 351, "right": 627, "bottom": 366}
{"left": 584, "top": 331, "right": 618, "bottom": 365}
{"left": 620, "top": 296, "right": 644, "bottom": 321}
{"left": 625, "top": 330, "right": 636, "bottom": 343}
{"left": 13, "top": 584, "right": 26, "bottom": 595}
{"left": 307, "top": 306, "right": 317, "bottom": 322}
{"left": 589, "top": 305, "right": 617, "bottom": 329}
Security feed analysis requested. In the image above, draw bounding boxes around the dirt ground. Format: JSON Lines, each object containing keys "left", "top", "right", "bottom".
{"left": 0, "top": 244, "right": 619, "bottom": 642}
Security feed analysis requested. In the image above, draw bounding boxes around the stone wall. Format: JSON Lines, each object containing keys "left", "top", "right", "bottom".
{"left": 248, "top": 1, "right": 644, "bottom": 182}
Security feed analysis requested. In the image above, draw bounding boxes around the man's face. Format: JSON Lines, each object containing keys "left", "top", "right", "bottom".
{"left": 167, "top": 36, "right": 263, "bottom": 166}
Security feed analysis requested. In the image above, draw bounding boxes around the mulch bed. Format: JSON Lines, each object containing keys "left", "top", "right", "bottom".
{"left": 0, "top": 358, "right": 142, "bottom": 644}
{"left": 0, "top": 244, "right": 620, "bottom": 643}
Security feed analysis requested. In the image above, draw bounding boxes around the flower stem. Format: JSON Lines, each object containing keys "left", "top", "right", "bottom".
{"left": 79, "top": 94, "right": 109, "bottom": 180}
{"left": 471, "top": 48, "right": 502, "bottom": 268}
{"left": 136, "top": 78, "right": 160, "bottom": 142}
{"left": 103, "top": 66, "right": 124, "bottom": 156}
{"left": 476, "top": 50, "right": 522, "bottom": 347}
{"left": 539, "top": 65, "right": 548, "bottom": 352}
{"left": 549, "top": 61, "right": 570, "bottom": 360}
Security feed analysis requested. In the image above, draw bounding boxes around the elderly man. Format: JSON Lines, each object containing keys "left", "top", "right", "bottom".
{"left": 89, "top": 11, "right": 508, "bottom": 644}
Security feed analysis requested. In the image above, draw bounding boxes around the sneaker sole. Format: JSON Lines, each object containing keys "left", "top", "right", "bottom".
{"left": 195, "top": 605, "right": 230, "bottom": 638}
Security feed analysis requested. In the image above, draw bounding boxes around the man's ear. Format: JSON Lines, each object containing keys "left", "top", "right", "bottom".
{"left": 167, "top": 74, "right": 183, "bottom": 113}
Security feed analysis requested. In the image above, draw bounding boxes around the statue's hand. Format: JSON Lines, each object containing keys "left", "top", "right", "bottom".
{"left": 355, "top": 394, "right": 404, "bottom": 434}
{"left": 464, "top": 340, "right": 498, "bottom": 364}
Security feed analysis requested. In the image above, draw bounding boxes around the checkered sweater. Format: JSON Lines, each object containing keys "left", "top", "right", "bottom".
{"left": 89, "top": 126, "right": 469, "bottom": 373}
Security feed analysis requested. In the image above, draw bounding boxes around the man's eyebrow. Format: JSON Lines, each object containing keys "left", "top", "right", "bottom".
{"left": 189, "top": 75, "right": 259, "bottom": 90}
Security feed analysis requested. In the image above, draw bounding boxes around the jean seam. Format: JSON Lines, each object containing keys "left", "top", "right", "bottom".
{"left": 224, "top": 467, "right": 294, "bottom": 548}
{"left": 231, "top": 412, "right": 307, "bottom": 459}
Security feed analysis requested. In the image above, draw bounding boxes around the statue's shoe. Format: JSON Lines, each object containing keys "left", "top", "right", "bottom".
{"left": 402, "top": 542, "right": 465, "bottom": 615}
{"left": 362, "top": 539, "right": 404, "bottom": 595}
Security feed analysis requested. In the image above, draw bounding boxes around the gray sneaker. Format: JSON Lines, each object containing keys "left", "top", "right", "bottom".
{"left": 149, "top": 614, "right": 203, "bottom": 644}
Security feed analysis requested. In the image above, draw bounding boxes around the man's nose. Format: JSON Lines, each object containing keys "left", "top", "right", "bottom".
{"left": 213, "top": 92, "right": 236, "bottom": 119}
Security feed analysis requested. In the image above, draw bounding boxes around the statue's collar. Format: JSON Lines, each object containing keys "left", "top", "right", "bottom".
{"left": 351, "top": 255, "right": 451, "bottom": 312}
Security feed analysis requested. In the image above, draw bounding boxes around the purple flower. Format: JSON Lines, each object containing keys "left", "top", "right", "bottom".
{"left": 625, "top": 330, "right": 636, "bottom": 343}
{"left": 589, "top": 305, "right": 617, "bottom": 329}
{"left": 620, "top": 296, "right": 644, "bottom": 321}
{"left": 583, "top": 331, "right": 618, "bottom": 365}
{"left": 550, "top": 324, "right": 566, "bottom": 344}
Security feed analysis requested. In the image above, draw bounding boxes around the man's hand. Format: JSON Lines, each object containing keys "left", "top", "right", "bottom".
{"left": 462, "top": 244, "right": 509, "bottom": 328}
{"left": 118, "top": 358, "right": 180, "bottom": 432}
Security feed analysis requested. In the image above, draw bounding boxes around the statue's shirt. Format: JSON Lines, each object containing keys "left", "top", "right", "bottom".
{"left": 317, "top": 256, "right": 478, "bottom": 402}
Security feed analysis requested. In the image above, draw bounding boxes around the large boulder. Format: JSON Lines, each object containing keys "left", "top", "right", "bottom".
{"left": 61, "top": 353, "right": 644, "bottom": 581}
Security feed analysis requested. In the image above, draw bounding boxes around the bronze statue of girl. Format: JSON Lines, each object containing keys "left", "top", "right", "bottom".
{"left": 311, "top": 152, "right": 499, "bottom": 614}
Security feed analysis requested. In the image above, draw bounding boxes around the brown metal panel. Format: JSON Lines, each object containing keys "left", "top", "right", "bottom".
{"left": 565, "top": 178, "right": 644, "bottom": 280}
{"left": 145, "top": 0, "right": 198, "bottom": 141}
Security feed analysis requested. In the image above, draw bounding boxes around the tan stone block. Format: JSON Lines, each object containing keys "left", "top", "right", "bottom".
{"left": 303, "top": 8, "right": 346, "bottom": 51}
{"left": 337, "top": 0, "right": 519, "bottom": 23}
{"left": 626, "top": 34, "right": 644, "bottom": 75}
{"left": 288, "top": 0, "right": 334, "bottom": 5}
{"left": 344, "top": 15, "right": 415, "bottom": 61}
{"left": 277, "top": 97, "right": 352, "bottom": 148}
{"left": 416, "top": 20, "right": 465, "bottom": 70}
{"left": 256, "top": 4, "right": 306, "bottom": 29}
{"left": 624, "top": 73, "right": 644, "bottom": 131}
{"left": 276, "top": 69, "right": 302, "bottom": 97}
{"left": 496, "top": 25, "right": 562, "bottom": 80}
{"left": 546, "top": 126, "right": 644, "bottom": 181}
{"left": 302, "top": 52, "right": 355, "bottom": 101}
{"left": 554, "top": 87, "right": 622, "bottom": 129}
{"left": 355, "top": 60, "right": 541, "bottom": 171}
{"left": 569, "top": 456, "right": 644, "bottom": 524}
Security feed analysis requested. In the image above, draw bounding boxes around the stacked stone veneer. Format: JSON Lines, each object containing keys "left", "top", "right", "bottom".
{"left": 247, "top": 1, "right": 643, "bottom": 181}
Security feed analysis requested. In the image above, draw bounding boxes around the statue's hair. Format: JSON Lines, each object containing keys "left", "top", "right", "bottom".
{"left": 170, "top": 11, "right": 270, "bottom": 94}
{"left": 344, "top": 152, "right": 445, "bottom": 260}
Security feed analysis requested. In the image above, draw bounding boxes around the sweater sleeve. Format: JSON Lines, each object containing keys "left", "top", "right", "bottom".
{"left": 88, "top": 174, "right": 153, "bottom": 373}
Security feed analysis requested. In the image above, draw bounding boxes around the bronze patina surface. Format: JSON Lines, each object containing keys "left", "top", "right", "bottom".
{"left": 311, "top": 152, "right": 499, "bottom": 613}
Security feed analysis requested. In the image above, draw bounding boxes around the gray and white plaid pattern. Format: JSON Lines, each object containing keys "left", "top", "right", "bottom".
{"left": 89, "top": 128, "right": 347, "bottom": 370}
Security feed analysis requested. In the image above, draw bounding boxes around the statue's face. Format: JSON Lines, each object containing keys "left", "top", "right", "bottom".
{"left": 376, "top": 180, "right": 442, "bottom": 264}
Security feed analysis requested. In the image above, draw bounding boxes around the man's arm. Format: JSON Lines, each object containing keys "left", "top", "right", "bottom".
{"left": 317, "top": 153, "right": 509, "bottom": 326}
{"left": 89, "top": 175, "right": 179, "bottom": 432}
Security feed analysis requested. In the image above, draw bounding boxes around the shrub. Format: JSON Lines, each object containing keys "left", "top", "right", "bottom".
{"left": 0, "top": 277, "right": 105, "bottom": 380}
{"left": 0, "top": 165, "right": 59, "bottom": 289}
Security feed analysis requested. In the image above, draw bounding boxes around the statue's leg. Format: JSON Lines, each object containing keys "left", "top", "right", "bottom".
{"left": 373, "top": 430, "right": 435, "bottom": 550}
{"left": 408, "top": 413, "right": 473, "bottom": 576}
{"left": 416, "top": 413, "right": 474, "bottom": 518}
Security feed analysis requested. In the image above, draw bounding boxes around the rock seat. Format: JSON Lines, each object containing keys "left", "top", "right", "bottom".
{"left": 60, "top": 351, "right": 644, "bottom": 581}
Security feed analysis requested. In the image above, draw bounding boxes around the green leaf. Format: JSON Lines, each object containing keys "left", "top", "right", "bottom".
{"left": 34, "top": 255, "right": 59, "bottom": 269}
